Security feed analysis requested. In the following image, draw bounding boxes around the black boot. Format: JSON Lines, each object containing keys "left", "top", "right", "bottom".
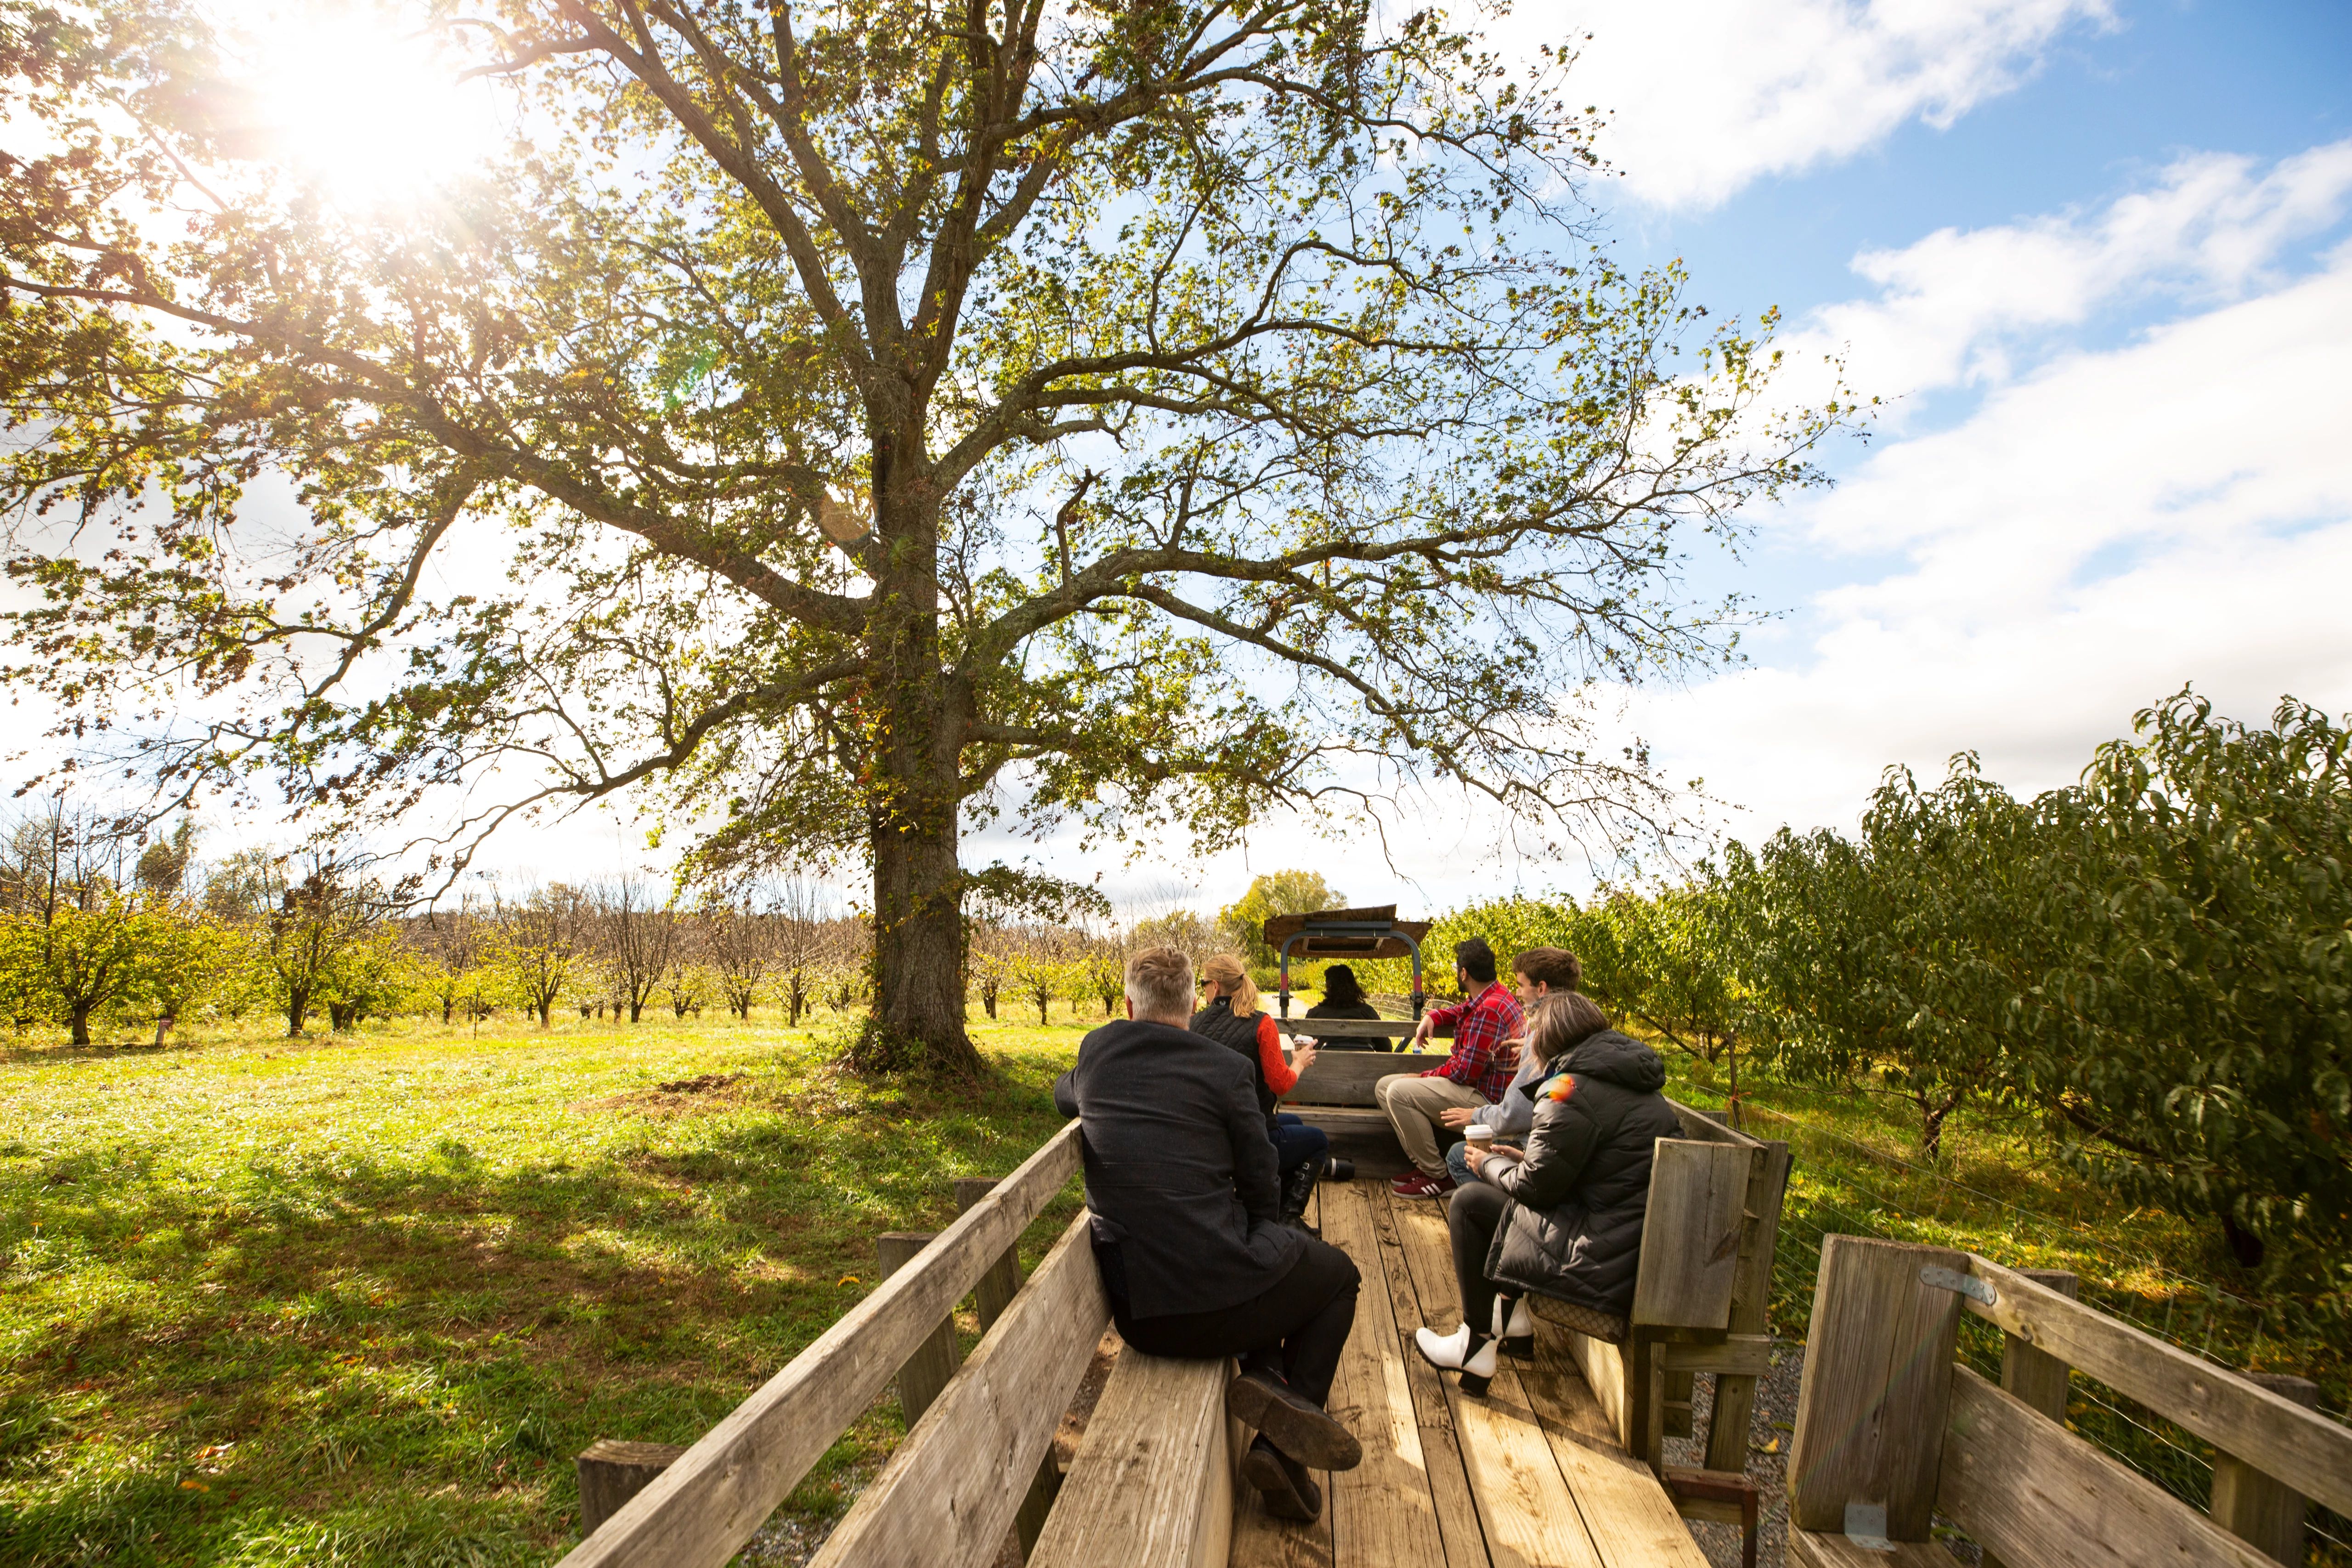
{"left": 1277, "top": 1157, "right": 1321, "bottom": 1234}
{"left": 1241, "top": 1433, "right": 1323, "bottom": 1521}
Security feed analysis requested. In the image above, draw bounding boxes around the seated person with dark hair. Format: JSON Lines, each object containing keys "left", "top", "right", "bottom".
{"left": 1414, "top": 991, "right": 1682, "bottom": 1390}
{"left": 1306, "top": 963, "right": 1382, "bottom": 1020}
{"left": 1379, "top": 937, "right": 1525, "bottom": 1197}
{"left": 1442, "top": 945, "right": 1582, "bottom": 1189}
{"left": 1055, "top": 947, "right": 1364, "bottom": 1525}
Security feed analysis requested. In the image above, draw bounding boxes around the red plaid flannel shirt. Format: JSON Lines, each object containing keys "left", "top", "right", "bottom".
{"left": 1421, "top": 981, "right": 1525, "bottom": 1102}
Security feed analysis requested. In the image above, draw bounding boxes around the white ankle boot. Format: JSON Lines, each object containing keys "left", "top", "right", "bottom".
{"left": 1492, "top": 1296, "right": 1534, "bottom": 1355}
{"left": 1413, "top": 1322, "right": 1498, "bottom": 1394}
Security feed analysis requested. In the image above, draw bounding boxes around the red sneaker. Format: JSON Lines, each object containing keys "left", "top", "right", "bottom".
{"left": 1390, "top": 1171, "right": 1457, "bottom": 1198}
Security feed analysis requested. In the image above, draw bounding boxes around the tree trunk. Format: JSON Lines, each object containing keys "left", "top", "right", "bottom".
{"left": 70, "top": 1001, "right": 92, "bottom": 1047}
{"left": 537, "top": 997, "right": 552, "bottom": 1028}
{"left": 285, "top": 985, "right": 309, "bottom": 1037}
{"left": 865, "top": 792, "right": 979, "bottom": 1074}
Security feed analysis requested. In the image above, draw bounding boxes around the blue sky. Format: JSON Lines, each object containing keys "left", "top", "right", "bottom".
{"left": 1067, "top": 0, "right": 2352, "bottom": 911}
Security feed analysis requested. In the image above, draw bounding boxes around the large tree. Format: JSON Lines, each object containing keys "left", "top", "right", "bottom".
{"left": 0, "top": 0, "right": 1849, "bottom": 1071}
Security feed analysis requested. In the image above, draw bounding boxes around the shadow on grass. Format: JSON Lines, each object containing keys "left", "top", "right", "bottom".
{"left": 0, "top": 1048, "right": 1084, "bottom": 1568}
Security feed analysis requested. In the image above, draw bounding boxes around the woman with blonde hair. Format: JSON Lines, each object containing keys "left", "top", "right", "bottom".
{"left": 1192, "top": 953, "right": 1328, "bottom": 1231}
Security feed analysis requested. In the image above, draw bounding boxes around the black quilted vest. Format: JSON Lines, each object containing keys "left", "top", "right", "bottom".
{"left": 1190, "top": 997, "right": 1279, "bottom": 1133}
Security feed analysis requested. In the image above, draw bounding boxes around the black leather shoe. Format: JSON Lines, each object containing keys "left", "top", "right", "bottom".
{"left": 1241, "top": 1434, "right": 1323, "bottom": 1521}
{"left": 1225, "top": 1370, "right": 1363, "bottom": 1471}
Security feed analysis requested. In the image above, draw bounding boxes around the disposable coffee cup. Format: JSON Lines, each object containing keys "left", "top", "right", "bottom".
{"left": 1464, "top": 1124, "right": 1495, "bottom": 1154}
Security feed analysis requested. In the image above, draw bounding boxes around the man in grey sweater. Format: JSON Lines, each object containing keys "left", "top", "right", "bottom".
{"left": 1443, "top": 946, "right": 1583, "bottom": 1186}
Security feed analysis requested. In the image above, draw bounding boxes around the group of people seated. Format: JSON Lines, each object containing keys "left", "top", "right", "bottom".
{"left": 1052, "top": 938, "right": 1680, "bottom": 1527}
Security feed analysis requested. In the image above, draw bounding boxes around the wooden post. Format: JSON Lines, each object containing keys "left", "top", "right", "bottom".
{"left": 577, "top": 1439, "right": 688, "bottom": 1535}
{"left": 955, "top": 1176, "right": 1063, "bottom": 1557}
{"left": 1981, "top": 1268, "right": 2078, "bottom": 1568}
{"left": 1705, "top": 1138, "right": 1792, "bottom": 1473}
{"left": 877, "top": 1232, "right": 962, "bottom": 1426}
{"left": 1788, "top": 1234, "right": 1968, "bottom": 1543}
{"left": 955, "top": 1177, "right": 1025, "bottom": 1331}
{"left": 2209, "top": 1372, "right": 2318, "bottom": 1565}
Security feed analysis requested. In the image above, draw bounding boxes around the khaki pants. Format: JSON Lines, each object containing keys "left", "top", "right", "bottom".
{"left": 1376, "top": 1074, "right": 1491, "bottom": 1177}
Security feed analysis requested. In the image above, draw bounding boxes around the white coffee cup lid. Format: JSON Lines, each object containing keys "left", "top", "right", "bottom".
{"left": 1467, "top": 1124, "right": 1491, "bottom": 1138}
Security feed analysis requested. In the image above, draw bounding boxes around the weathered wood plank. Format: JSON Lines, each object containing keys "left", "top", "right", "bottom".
{"left": 1963, "top": 1253, "right": 2352, "bottom": 1520}
{"left": 1630, "top": 1140, "right": 1752, "bottom": 1333}
{"left": 577, "top": 1440, "right": 687, "bottom": 1536}
{"left": 877, "top": 1232, "right": 962, "bottom": 1425}
{"left": 1287, "top": 1050, "right": 1446, "bottom": 1106}
{"left": 1939, "top": 1363, "right": 2275, "bottom": 1568}
{"left": 1310, "top": 1180, "right": 1447, "bottom": 1568}
{"left": 1664, "top": 1104, "right": 1767, "bottom": 1151}
{"left": 1983, "top": 1268, "right": 2080, "bottom": 1568}
{"left": 1519, "top": 1318, "right": 1715, "bottom": 1568}
{"left": 1659, "top": 1336, "right": 1774, "bottom": 1377}
{"left": 1386, "top": 1188, "right": 1611, "bottom": 1568}
{"left": 1787, "top": 1528, "right": 1958, "bottom": 1568}
{"left": 807, "top": 1214, "right": 1108, "bottom": 1568}
{"left": 1363, "top": 1185, "right": 1493, "bottom": 1568}
{"left": 1278, "top": 1017, "right": 1421, "bottom": 1040}
{"left": 1555, "top": 1326, "right": 1630, "bottom": 1452}
{"left": 1705, "top": 1138, "right": 1790, "bottom": 1474}
{"left": 1027, "top": 1347, "right": 1235, "bottom": 1568}
{"left": 2209, "top": 1372, "right": 2318, "bottom": 1566}
{"left": 1787, "top": 1235, "right": 1967, "bottom": 1541}
{"left": 954, "top": 1175, "right": 1059, "bottom": 1556}
{"left": 556, "top": 1121, "right": 1082, "bottom": 1568}
{"left": 953, "top": 1177, "right": 1025, "bottom": 1332}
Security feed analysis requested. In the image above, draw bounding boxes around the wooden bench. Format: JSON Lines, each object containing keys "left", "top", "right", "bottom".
{"left": 552, "top": 1100, "right": 1782, "bottom": 1568}
{"left": 1785, "top": 1235, "right": 2352, "bottom": 1568}
{"left": 1283, "top": 1044, "right": 1791, "bottom": 1472}
{"left": 1535, "top": 1110, "right": 1792, "bottom": 1476}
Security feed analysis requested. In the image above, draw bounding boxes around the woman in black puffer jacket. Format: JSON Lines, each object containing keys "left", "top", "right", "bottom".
{"left": 1415, "top": 991, "right": 1682, "bottom": 1393}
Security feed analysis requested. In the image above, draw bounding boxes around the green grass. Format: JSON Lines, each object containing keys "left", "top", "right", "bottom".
{"left": 0, "top": 1005, "right": 1104, "bottom": 1568}
{"left": 9, "top": 1007, "right": 2346, "bottom": 1564}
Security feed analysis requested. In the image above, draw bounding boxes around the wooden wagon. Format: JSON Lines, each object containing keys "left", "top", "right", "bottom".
{"left": 554, "top": 1045, "right": 2346, "bottom": 1568}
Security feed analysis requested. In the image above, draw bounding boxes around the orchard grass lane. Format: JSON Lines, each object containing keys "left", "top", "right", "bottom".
{"left": 0, "top": 1008, "right": 1090, "bottom": 1568}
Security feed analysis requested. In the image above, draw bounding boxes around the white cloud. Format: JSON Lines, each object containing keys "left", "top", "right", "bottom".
{"left": 1638, "top": 236, "right": 2352, "bottom": 838}
{"left": 1507, "top": 0, "right": 2112, "bottom": 210}
{"left": 1783, "top": 139, "right": 2352, "bottom": 412}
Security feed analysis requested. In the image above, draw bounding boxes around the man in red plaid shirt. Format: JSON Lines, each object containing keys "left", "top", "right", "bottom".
{"left": 1378, "top": 938, "right": 1525, "bottom": 1196}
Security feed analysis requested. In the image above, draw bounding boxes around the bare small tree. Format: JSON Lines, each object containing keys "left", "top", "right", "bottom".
{"left": 502, "top": 884, "right": 589, "bottom": 1029}
{"left": 771, "top": 880, "right": 836, "bottom": 1027}
{"left": 600, "top": 877, "right": 674, "bottom": 1025}
{"left": 705, "top": 893, "right": 776, "bottom": 1021}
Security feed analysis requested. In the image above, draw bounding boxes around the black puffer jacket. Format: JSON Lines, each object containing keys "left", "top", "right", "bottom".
{"left": 1482, "top": 1029, "right": 1682, "bottom": 1320}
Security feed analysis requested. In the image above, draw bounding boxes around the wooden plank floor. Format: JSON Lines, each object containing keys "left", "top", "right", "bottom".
{"left": 1230, "top": 1181, "right": 1710, "bottom": 1568}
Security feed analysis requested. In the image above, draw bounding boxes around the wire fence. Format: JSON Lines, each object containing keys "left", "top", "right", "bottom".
{"left": 1674, "top": 1086, "right": 2351, "bottom": 1565}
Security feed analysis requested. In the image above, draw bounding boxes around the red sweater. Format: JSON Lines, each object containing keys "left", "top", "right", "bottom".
{"left": 1250, "top": 1012, "right": 1298, "bottom": 1095}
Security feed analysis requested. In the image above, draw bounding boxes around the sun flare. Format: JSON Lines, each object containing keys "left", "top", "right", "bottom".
{"left": 222, "top": 4, "right": 502, "bottom": 208}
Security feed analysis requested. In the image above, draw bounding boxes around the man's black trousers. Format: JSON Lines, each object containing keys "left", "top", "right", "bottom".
{"left": 1111, "top": 1236, "right": 1360, "bottom": 1405}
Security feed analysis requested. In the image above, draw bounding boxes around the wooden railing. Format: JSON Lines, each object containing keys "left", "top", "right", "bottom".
{"left": 1787, "top": 1235, "right": 2352, "bottom": 1568}
{"left": 557, "top": 1121, "right": 1085, "bottom": 1568}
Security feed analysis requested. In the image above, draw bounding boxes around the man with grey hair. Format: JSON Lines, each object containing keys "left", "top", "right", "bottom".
{"left": 1055, "top": 946, "right": 1363, "bottom": 1525}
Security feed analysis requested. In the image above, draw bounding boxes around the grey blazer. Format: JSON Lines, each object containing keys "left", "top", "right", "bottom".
{"left": 1053, "top": 1019, "right": 1305, "bottom": 1318}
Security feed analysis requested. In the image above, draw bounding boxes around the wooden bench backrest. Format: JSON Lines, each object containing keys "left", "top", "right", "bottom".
{"left": 1790, "top": 1235, "right": 2352, "bottom": 1567}
{"left": 556, "top": 1122, "right": 1085, "bottom": 1568}
{"left": 1631, "top": 1139, "right": 1753, "bottom": 1332}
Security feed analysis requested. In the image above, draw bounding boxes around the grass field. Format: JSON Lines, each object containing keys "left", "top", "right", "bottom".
{"left": 6, "top": 1007, "right": 2345, "bottom": 1566}
{"left": 0, "top": 1007, "right": 1101, "bottom": 1568}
